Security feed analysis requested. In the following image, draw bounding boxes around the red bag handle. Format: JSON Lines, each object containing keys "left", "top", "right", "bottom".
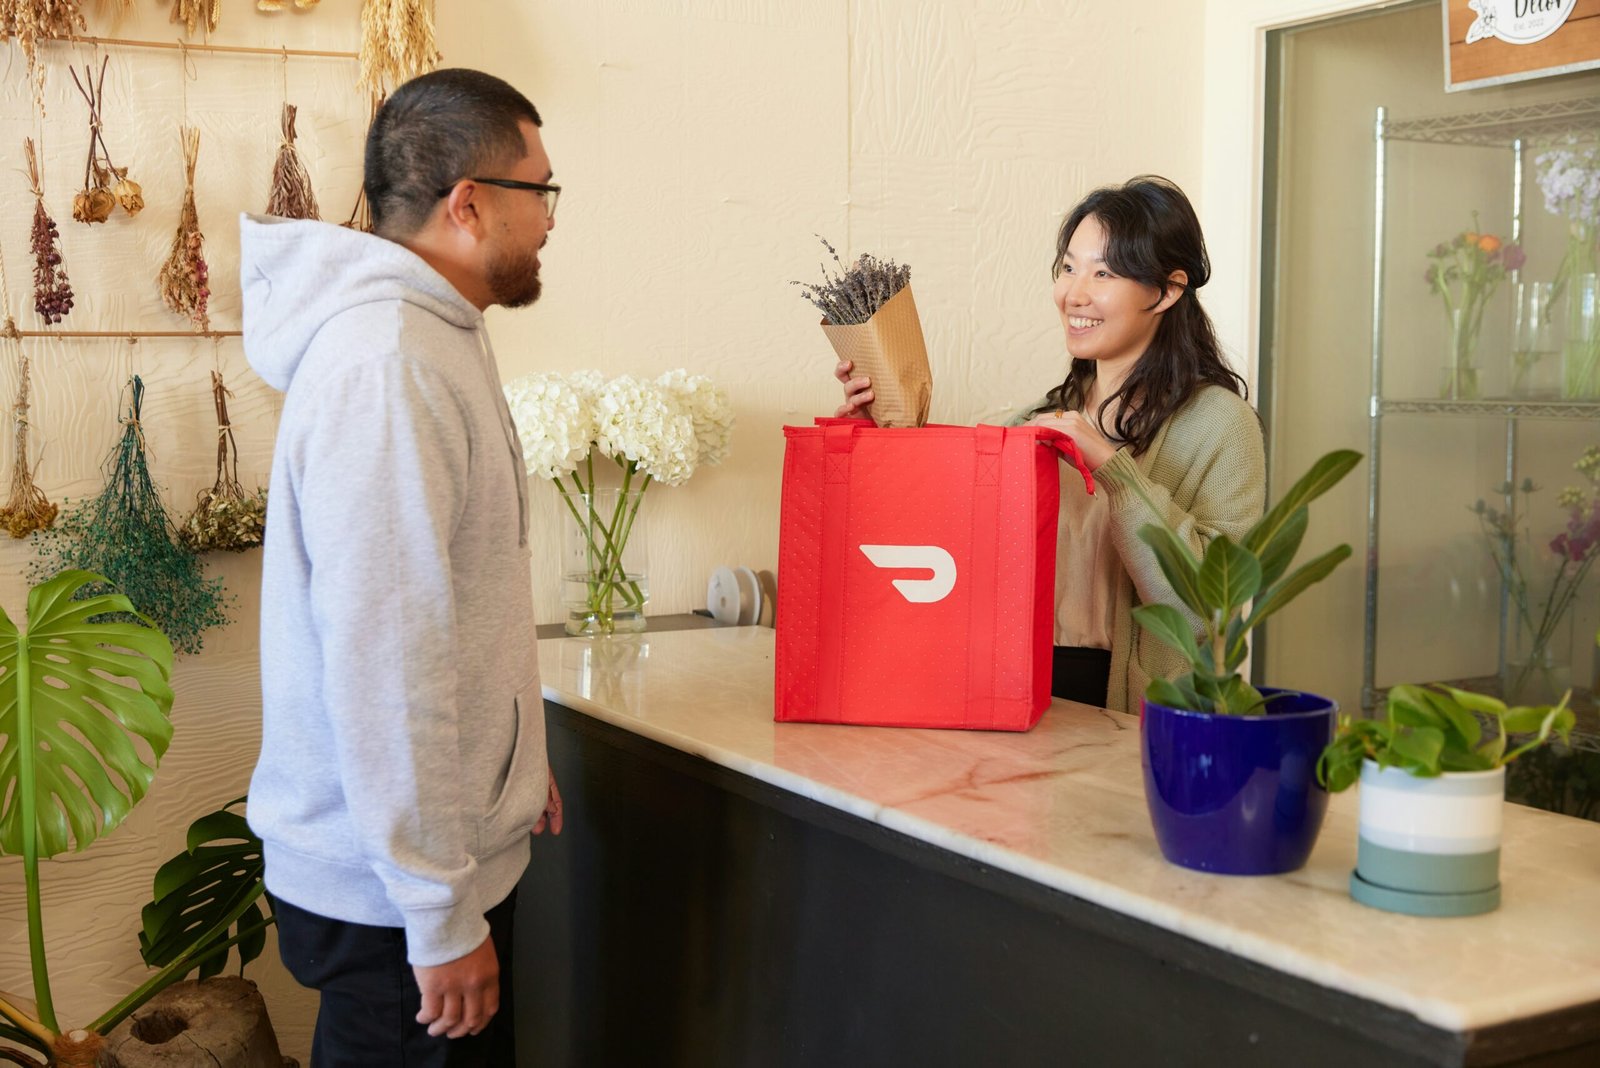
{"left": 1036, "top": 428, "right": 1095, "bottom": 496}
{"left": 808, "top": 416, "right": 1095, "bottom": 494}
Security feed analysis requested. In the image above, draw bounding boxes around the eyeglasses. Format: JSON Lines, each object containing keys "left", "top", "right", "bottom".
{"left": 436, "top": 177, "right": 560, "bottom": 220}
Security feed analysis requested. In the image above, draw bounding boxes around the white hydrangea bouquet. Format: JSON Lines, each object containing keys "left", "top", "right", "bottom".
{"left": 505, "top": 369, "right": 733, "bottom": 635}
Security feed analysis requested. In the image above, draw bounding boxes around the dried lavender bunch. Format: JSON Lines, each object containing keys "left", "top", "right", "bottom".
{"left": 179, "top": 371, "right": 268, "bottom": 552}
{"left": 25, "top": 138, "right": 73, "bottom": 324}
{"left": 267, "top": 103, "right": 320, "bottom": 220}
{"left": 792, "top": 235, "right": 912, "bottom": 325}
{"left": 159, "top": 126, "right": 211, "bottom": 330}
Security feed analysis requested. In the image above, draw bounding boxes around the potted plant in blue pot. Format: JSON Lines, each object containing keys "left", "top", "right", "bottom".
{"left": 1317, "top": 683, "right": 1574, "bottom": 916}
{"left": 1131, "top": 449, "right": 1362, "bottom": 875}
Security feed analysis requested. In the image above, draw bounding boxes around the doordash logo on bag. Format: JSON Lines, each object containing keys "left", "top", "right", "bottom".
{"left": 859, "top": 545, "right": 957, "bottom": 603}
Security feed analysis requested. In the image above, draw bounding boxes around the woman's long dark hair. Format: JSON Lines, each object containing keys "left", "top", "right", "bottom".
{"left": 1036, "top": 175, "right": 1246, "bottom": 456}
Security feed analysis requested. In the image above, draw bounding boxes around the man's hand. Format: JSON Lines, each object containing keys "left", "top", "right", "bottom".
{"left": 414, "top": 936, "right": 499, "bottom": 1039}
{"left": 533, "top": 766, "right": 563, "bottom": 836}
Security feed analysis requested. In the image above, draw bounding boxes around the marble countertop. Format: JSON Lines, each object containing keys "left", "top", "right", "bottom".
{"left": 538, "top": 626, "right": 1600, "bottom": 1034}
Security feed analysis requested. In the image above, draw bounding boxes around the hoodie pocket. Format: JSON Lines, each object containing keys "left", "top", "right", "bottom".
{"left": 479, "top": 682, "right": 549, "bottom": 853}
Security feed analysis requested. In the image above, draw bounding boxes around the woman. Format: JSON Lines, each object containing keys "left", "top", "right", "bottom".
{"left": 835, "top": 176, "right": 1265, "bottom": 713}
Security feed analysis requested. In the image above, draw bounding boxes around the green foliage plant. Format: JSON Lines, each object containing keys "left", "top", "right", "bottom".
{"left": 0, "top": 571, "right": 265, "bottom": 1068}
{"left": 1130, "top": 449, "right": 1363, "bottom": 716}
{"left": 1316, "top": 683, "right": 1576, "bottom": 793}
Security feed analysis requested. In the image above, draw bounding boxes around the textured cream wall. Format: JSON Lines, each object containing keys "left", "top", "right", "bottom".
{"left": 0, "top": 3, "right": 1208, "bottom": 1065}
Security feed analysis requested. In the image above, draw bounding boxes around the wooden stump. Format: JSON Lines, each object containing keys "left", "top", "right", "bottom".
{"left": 100, "top": 977, "right": 295, "bottom": 1068}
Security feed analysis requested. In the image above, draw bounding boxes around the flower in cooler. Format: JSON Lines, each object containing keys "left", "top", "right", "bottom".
{"left": 1473, "top": 443, "right": 1600, "bottom": 703}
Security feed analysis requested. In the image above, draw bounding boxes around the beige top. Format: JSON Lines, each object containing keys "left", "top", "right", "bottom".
{"left": 1018, "top": 386, "right": 1266, "bottom": 711}
{"left": 1054, "top": 461, "right": 1114, "bottom": 649}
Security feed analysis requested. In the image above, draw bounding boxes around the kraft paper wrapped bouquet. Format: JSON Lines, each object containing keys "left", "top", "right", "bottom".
{"left": 794, "top": 237, "right": 931, "bottom": 427}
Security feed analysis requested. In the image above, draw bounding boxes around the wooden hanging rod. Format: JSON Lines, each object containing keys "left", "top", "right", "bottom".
{"left": 40, "top": 34, "right": 358, "bottom": 61}
{"left": 3, "top": 329, "right": 241, "bottom": 339}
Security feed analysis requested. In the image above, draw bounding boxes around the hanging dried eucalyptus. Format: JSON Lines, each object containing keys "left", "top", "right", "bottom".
{"left": 171, "top": 0, "right": 219, "bottom": 35}
{"left": 30, "top": 375, "right": 230, "bottom": 654}
{"left": 179, "top": 371, "right": 267, "bottom": 552}
{"left": 267, "top": 103, "right": 319, "bottom": 219}
{"left": 0, "top": 344, "right": 59, "bottom": 538}
{"left": 158, "top": 126, "right": 210, "bottom": 330}
{"left": 25, "top": 138, "right": 73, "bottom": 324}
{"left": 0, "top": 0, "right": 88, "bottom": 115}
{"left": 69, "top": 57, "right": 143, "bottom": 224}
{"left": 358, "top": 0, "right": 439, "bottom": 95}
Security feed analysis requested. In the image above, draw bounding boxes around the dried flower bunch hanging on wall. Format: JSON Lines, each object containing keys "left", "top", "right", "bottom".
{"left": 343, "top": 93, "right": 382, "bottom": 233}
{"left": 158, "top": 126, "right": 210, "bottom": 330}
{"left": 32, "top": 375, "right": 230, "bottom": 655}
{"left": 179, "top": 371, "right": 267, "bottom": 552}
{"left": 171, "top": 0, "right": 219, "bottom": 35}
{"left": 0, "top": 0, "right": 88, "bottom": 114}
{"left": 25, "top": 138, "right": 73, "bottom": 324}
{"left": 0, "top": 344, "right": 59, "bottom": 538}
{"left": 358, "top": 0, "right": 439, "bottom": 94}
{"left": 267, "top": 103, "right": 319, "bottom": 219}
{"left": 70, "top": 57, "right": 143, "bottom": 224}
{"left": 257, "top": 0, "right": 320, "bottom": 9}
{"left": 0, "top": 241, "right": 55, "bottom": 537}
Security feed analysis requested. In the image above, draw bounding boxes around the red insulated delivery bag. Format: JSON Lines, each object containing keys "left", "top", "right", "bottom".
{"left": 774, "top": 417, "right": 1094, "bottom": 731}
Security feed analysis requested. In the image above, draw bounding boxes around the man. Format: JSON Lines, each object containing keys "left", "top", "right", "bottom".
{"left": 241, "top": 68, "right": 562, "bottom": 1066}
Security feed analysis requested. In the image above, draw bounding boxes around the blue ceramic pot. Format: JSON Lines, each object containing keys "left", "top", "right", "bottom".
{"left": 1141, "top": 688, "right": 1337, "bottom": 875}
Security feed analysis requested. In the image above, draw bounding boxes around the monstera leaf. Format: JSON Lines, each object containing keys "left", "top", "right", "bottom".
{"left": 139, "top": 799, "right": 271, "bottom": 981}
{"left": 0, "top": 570, "right": 175, "bottom": 860}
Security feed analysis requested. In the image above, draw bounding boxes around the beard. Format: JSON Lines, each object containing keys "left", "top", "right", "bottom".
{"left": 486, "top": 239, "right": 542, "bottom": 309}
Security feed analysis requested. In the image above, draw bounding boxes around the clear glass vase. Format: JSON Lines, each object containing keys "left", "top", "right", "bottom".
{"left": 562, "top": 489, "right": 650, "bottom": 637}
{"left": 1441, "top": 305, "right": 1481, "bottom": 400}
{"left": 1509, "top": 280, "right": 1562, "bottom": 399}
{"left": 1503, "top": 609, "right": 1573, "bottom": 708}
{"left": 1562, "top": 272, "right": 1600, "bottom": 400}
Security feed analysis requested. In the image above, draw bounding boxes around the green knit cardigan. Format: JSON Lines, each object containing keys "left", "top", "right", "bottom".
{"left": 1019, "top": 386, "right": 1266, "bottom": 713}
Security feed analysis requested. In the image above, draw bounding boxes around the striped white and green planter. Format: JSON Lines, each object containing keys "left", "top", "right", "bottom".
{"left": 1349, "top": 760, "right": 1504, "bottom": 917}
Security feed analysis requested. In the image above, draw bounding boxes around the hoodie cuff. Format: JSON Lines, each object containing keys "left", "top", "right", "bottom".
{"left": 402, "top": 892, "right": 490, "bottom": 967}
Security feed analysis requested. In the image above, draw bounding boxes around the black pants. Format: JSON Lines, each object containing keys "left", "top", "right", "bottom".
{"left": 1052, "top": 645, "right": 1111, "bottom": 708}
{"left": 272, "top": 890, "right": 518, "bottom": 1068}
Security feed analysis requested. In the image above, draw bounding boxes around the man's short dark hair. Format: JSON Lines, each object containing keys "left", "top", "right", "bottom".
{"left": 364, "top": 68, "right": 543, "bottom": 238}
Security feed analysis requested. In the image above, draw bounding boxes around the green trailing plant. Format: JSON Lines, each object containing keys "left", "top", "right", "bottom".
{"left": 30, "top": 375, "right": 230, "bottom": 654}
{"left": 0, "top": 573, "right": 269, "bottom": 1068}
{"left": 1130, "top": 449, "right": 1363, "bottom": 716}
{"left": 1316, "top": 684, "right": 1576, "bottom": 793}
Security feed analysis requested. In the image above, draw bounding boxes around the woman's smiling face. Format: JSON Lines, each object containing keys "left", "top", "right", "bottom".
{"left": 1053, "top": 213, "right": 1172, "bottom": 369}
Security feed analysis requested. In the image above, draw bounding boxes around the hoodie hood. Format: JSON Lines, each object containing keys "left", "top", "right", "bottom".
{"left": 239, "top": 213, "right": 483, "bottom": 392}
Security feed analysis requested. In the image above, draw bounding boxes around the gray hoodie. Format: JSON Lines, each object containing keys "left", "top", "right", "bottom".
{"left": 241, "top": 214, "right": 547, "bottom": 966}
